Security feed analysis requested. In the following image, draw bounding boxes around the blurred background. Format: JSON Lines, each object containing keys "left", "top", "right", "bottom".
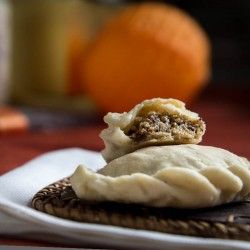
{"left": 0, "top": 0, "right": 249, "bottom": 132}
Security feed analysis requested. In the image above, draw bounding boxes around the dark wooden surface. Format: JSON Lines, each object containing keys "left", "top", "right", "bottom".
{"left": 0, "top": 86, "right": 249, "bottom": 246}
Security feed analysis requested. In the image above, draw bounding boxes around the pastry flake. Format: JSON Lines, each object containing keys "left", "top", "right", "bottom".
{"left": 71, "top": 145, "right": 250, "bottom": 209}
{"left": 100, "top": 98, "right": 205, "bottom": 162}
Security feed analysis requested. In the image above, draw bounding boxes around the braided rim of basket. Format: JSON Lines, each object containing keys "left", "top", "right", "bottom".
{"left": 31, "top": 178, "right": 250, "bottom": 241}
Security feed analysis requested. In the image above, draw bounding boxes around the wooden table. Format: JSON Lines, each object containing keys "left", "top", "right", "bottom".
{"left": 0, "top": 87, "right": 249, "bottom": 247}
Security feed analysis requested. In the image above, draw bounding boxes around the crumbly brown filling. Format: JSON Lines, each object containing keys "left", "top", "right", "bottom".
{"left": 125, "top": 111, "right": 203, "bottom": 141}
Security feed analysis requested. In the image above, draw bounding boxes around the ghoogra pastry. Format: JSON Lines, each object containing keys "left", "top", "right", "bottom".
{"left": 32, "top": 97, "right": 250, "bottom": 240}
{"left": 71, "top": 145, "right": 250, "bottom": 209}
{"left": 101, "top": 98, "right": 205, "bottom": 162}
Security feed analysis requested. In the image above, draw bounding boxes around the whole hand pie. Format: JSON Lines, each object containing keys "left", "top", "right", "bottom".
{"left": 100, "top": 98, "right": 205, "bottom": 162}
{"left": 71, "top": 144, "right": 250, "bottom": 209}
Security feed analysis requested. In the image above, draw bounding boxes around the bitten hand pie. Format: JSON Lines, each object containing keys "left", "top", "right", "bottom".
{"left": 100, "top": 98, "right": 205, "bottom": 162}
{"left": 71, "top": 145, "right": 250, "bottom": 209}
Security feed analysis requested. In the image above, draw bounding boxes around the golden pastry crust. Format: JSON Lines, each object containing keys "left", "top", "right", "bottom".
{"left": 100, "top": 98, "right": 205, "bottom": 162}
{"left": 71, "top": 145, "right": 250, "bottom": 209}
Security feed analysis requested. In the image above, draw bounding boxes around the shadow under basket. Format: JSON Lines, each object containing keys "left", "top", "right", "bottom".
{"left": 32, "top": 178, "right": 250, "bottom": 241}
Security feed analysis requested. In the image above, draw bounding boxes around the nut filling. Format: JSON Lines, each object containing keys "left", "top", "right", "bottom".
{"left": 125, "top": 111, "right": 204, "bottom": 141}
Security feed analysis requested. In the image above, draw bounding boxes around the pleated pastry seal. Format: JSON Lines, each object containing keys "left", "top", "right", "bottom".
{"left": 71, "top": 145, "right": 250, "bottom": 209}
{"left": 100, "top": 98, "right": 205, "bottom": 162}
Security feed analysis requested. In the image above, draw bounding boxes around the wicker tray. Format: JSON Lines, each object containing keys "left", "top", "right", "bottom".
{"left": 32, "top": 178, "right": 250, "bottom": 241}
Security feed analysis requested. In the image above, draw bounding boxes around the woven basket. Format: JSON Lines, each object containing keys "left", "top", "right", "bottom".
{"left": 32, "top": 178, "right": 250, "bottom": 240}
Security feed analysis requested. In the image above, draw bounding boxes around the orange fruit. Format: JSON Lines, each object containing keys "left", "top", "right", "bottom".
{"left": 82, "top": 3, "right": 211, "bottom": 112}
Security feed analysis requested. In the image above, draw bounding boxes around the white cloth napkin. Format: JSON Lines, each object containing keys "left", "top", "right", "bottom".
{"left": 0, "top": 148, "right": 250, "bottom": 250}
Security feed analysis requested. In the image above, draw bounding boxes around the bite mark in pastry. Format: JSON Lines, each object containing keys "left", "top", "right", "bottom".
{"left": 71, "top": 145, "right": 250, "bottom": 209}
{"left": 100, "top": 98, "right": 205, "bottom": 162}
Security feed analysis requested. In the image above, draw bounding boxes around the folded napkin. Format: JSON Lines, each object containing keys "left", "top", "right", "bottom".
{"left": 0, "top": 148, "right": 250, "bottom": 250}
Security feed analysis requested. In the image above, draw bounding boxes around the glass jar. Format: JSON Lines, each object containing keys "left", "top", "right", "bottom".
{"left": 0, "top": 0, "right": 11, "bottom": 104}
{"left": 10, "top": 0, "right": 125, "bottom": 111}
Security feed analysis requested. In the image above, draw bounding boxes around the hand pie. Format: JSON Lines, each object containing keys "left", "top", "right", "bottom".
{"left": 71, "top": 144, "right": 250, "bottom": 209}
{"left": 100, "top": 98, "right": 205, "bottom": 162}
